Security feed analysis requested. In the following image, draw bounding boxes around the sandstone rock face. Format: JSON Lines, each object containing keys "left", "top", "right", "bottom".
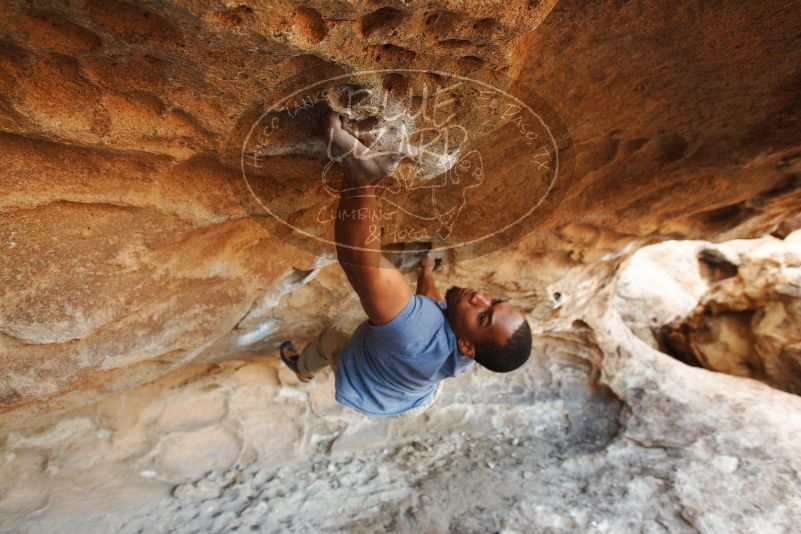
{"left": 658, "top": 232, "right": 801, "bottom": 395}
{"left": 1, "top": 0, "right": 800, "bottom": 422}
{"left": 1, "top": 0, "right": 801, "bottom": 532}
{"left": 0, "top": 0, "right": 563, "bottom": 419}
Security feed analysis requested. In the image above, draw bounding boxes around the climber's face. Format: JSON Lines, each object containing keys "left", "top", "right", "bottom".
{"left": 444, "top": 286, "right": 525, "bottom": 358}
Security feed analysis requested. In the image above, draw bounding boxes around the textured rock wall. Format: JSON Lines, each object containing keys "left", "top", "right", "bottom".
{"left": 1, "top": 0, "right": 801, "bottom": 463}
{"left": 0, "top": 0, "right": 561, "bottom": 422}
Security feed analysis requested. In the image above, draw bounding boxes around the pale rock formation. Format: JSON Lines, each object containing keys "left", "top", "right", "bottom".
{"left": 657, "top": 232, "right": 801, "bottom": 395}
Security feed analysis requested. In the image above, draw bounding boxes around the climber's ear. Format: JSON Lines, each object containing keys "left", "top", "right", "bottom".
{"left": 457, "top": 337, "right": 475, "bottom": 359}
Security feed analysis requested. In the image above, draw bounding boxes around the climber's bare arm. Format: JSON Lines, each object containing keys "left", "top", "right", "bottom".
{"left": 327, "top": 111, "right": 418, "bottom": 325}
{"left": 335, "top": 187, "right": 412, "bottom": 325}
{"left": 415, "top": 256, "right": 443, "bottom": 301}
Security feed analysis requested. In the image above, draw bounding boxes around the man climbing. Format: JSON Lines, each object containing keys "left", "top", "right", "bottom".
{"left": 280, "top": 111, "right": 532, "bottom": 417}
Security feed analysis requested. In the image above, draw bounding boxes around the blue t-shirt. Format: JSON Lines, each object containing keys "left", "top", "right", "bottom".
{"left": 335, "top": 294, "right": 475, "bottom": 416}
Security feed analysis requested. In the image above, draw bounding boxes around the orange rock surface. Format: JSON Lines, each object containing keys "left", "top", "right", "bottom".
{"left": 1, "top": 0, "right": 800, "bottom": 425}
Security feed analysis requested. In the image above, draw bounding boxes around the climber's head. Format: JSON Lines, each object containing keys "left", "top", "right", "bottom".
{"left": 444, "top": 286, "right": 532, "bottom": 373}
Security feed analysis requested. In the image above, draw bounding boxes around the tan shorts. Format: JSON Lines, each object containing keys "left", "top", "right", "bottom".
{"left": 296, "top": 324, "right": 351, "bottom": 377}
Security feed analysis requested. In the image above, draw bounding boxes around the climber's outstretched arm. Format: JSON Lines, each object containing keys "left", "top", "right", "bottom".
{"left": 326, "top": 110, "right": 418, "bottom": 325}
{"left": 335, "top": 185, "right": 412, "bottom": 325}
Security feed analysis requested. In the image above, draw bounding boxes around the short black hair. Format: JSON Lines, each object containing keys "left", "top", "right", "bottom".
{"left": 474, "top": 319, "right": 532, "bottom": 373}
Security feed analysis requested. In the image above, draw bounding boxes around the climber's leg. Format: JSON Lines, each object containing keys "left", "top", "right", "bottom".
{"left": 296, "top": 324, "right": 351, "bottom": 378}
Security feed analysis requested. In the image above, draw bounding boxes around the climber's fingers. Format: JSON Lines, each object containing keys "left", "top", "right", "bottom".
{"left": 398, "top": 142, "right": 419, "bottom": 159}
{"left": 378, "top": 143, "right": 419, "bottom": 173}
{"left": 325, "top": 110, "right": 342, "bottom": 130}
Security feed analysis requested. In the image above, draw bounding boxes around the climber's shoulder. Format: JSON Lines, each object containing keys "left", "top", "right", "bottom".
{"left": 341, "top": 255, "right": 413, "bottom": 326}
